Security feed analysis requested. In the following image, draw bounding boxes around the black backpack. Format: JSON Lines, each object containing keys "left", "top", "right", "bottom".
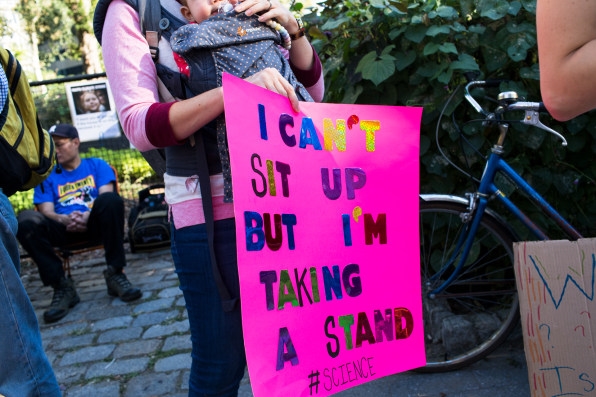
{"left": 127, "top": 184, "right": 170, "bottom": 253}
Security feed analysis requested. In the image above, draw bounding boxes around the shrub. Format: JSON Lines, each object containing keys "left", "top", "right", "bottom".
{"left": 305, "top": 0, "right": 596, "bottom": 238}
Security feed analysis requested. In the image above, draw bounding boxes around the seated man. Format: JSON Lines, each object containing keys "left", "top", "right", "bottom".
{"left": 17, "top": 123, "right": 142, "bottom": 323}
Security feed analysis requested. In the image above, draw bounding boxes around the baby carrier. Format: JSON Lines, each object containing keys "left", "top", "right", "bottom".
{"left": 169, "top": 11, "right": 313, "bottom": 204}
{"left": 170, "top": 11, "right": 312, "bottom": 101}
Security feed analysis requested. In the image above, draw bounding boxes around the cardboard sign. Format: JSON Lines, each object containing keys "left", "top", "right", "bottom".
{"left": 514, "top": 239, "right": 596, "bottom": 397}
{"left": 222, "top": 73, "right": 425, "bottom": 397}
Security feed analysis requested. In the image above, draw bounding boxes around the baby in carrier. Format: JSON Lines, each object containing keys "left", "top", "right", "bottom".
{"left": 170, "top": 0, "right": 313, "bottom": 201}
{"left": 171, "top": 0, "right": 312, "bottom": 102}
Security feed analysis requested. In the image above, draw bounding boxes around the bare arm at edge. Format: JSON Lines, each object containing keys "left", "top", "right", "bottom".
{"left": 537, "top": 0, "right": 596, "bottom": 121}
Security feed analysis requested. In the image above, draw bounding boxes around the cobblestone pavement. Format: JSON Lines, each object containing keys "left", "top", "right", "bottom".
{"left": 20, "top": 248, "right": 530, "bottom": 397}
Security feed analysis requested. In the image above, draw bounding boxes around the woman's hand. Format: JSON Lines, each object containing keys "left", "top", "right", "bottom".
{"left": 234, "top": 0, "right": 299, "bottom": 34}
{"left": 245, "top": 68, "right": 300, "bottom": 112}
{"left": 235, "top": 0, "right": 314, "bottom": 75}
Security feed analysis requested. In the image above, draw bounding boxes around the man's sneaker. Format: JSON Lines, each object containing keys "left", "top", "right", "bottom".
{"left": 103, "top": 266, "right": 142, "bottom": 302}
{"left": 44, "top": 277, "right": 80, "bottom": 323}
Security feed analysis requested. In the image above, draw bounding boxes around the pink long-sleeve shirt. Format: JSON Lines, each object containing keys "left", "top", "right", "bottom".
{"left": 102, "top": 0, "right": 324, "bottom": 228}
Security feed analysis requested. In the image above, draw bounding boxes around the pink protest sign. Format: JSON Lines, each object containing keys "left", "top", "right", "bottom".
{"left": 222, "top": 73, "right": 425, "bottom": 397}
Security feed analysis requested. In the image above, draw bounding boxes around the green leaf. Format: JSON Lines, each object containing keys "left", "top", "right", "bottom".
{"left": 416, "top": 62, "right": 443, "bottom": 78}
{"left": 521, "top": 129, "right": 545, "bottom": 150}
{"left": 506, "top": 35, "right": 534, "bottom": 62}
{"left": 422, "top": 153, "right": 449, "bottom": 176}
{"left": 423, "top": 42, "right": 440, "bottom": 56}
{"left": 566, "top": 133, "right": 588, "bottom": 152}
{"left": 507, "top": 1, "right": 522, "bottom": 15}
{"left": 553, "top": 171, "right": 580, "bottom": 195}
{"left": 519, "top": 64, "right": 540, "bottom": 80}
{"left": 370, "top": 0, "right": 388, "bottom": 8}
{"left": 479, "top": 0, "right": 510, "bottom": 20}
{"left": 469, "top": 24, "right": 486, "bottom": 34}
{"left": 356, "top": 52, "right": 396, "bottom": 86}
{"left": 389, "top": 26, "right": 407, "bottom": 40}
{"left": 381, "top": 45, "right": 396, "bottom": 56}
{"left": 450, "top": 22, "right": 467, "bottom": 33}
{"left": 341, "top": 84, "right": 364, "bottom": 104}
{"left": 566, "top": 114, "right": 589, "bottom": 135}
{"left": 388, "top": 0, "right": 409, "bottom": 13}
{"left": 355, "top": 51, "right": 378, "bottom": 74}
{"left": 395, "top": 50, "right": 416, "bottom": 71}
{"left": 321, "top": 17, "right": 350, "bottom": 30}
{"left": 520, "top": 0, "right": 537, "bottom": 13}
{"left": 507, "top": 21, "right": 536, "bottom": 34}
{"left": 438, "top": 68, "right": 453, "bottom": 84}
{"left": 404, "top": 25, "right": 428, "bottom": 43}
{"left": 436, "top": 6, "right": 458, "bottom": 19}
{"left": 385, "top": 6, "right": 405, "bottom": 16}
{"left": 481, "top": 46, "right": 508, "bottom": 72}
{"left": 426, "top": 25, "right": 451, "bottom": 37}
{"left": 439, "top": 42, "right": 458, "bottom": 55}
{"left": 450, "top": 53, "right": 480, "bottom": 71}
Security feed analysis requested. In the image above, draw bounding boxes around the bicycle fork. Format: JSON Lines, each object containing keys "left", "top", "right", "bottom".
{"left": 427, "top": 191, "right": 490, "bottom": 297}
{"left": 428, "top": 126, "right": 508, "bottom": 298}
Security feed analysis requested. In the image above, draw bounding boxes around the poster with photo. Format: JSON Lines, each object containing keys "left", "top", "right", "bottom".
{"left": 65, "top": 79, "right": 121, "bottom": 142}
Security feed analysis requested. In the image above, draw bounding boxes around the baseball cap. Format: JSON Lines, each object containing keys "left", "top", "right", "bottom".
{"left": 49, "top": 123, "right": 79, "bottom": 139}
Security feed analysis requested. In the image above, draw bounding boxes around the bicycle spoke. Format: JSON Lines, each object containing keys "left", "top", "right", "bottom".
{"left": 419, "top": 199, "right": 519, "bottom": 372}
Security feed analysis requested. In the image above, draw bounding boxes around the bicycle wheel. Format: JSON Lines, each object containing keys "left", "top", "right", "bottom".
{"left": 417, "top": 197, "right": 519, "bottom": 372}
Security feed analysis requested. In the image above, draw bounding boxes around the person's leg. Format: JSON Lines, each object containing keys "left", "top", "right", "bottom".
{"left": 16, "top": 210, "right": 65, "bottom": 286}
{"left": 0, "top": 190, "right": 62, "bottom": 397}
{"left": 88, "top": 192, "right": 126, "bottom": 269}
{"left": 88, "top": 192, "right": 142, "bottom": 301}
{"left": 171, "top": 218, "right": 246, "bottom": 397}
{"left": 17, "top": 209, "right": 79, "bottom": 323}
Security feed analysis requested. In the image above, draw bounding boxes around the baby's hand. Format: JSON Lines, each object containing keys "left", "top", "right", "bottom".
{"left": 245, "top": 68, "right": 300, "bottom": 112}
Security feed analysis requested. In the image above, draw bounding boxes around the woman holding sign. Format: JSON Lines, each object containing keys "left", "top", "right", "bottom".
{"left": 94, "top": 0, "right": 324, "bottom": 395}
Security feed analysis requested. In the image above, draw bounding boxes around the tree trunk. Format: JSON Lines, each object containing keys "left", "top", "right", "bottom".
{"left": 81, "top": 30, "right": 103, "bottom": 74}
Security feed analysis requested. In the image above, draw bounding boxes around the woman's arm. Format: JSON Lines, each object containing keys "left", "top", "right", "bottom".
{"left": 537, "top": 0, "right": 596, "bottom": 121}
{"left": 102, "top": 0, "right": 226, "bottom": 149}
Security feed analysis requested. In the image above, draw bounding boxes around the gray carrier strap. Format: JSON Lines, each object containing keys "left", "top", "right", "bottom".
{"left": 195, "top": 130, "right": 238, "bottom": 312}
{"left": 94, "top": 0, "right": 185, "bottom": 59}
{"left": 138, "top": 0, "right": 163, "bottom": 60}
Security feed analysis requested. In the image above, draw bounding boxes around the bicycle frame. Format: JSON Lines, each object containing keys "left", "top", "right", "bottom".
{"left": 429, "top": 128, "right": 583, "bottom": 297}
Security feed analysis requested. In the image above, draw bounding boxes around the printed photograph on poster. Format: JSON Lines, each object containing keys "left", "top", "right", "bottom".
{"left": 65, "top": 79, "right": 121, "bottom": 142}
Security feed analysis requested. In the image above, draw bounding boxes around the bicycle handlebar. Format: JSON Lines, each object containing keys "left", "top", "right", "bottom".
{"left": 464, "top": 81, "right": 567, "bottom": 146}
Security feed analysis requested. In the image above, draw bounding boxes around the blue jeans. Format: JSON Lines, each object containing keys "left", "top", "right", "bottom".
{"left": 170, "top": 218, "right": 246, "bottom": 397}
{"left": 0, "top": 189, "right": 61, "bottom": 396}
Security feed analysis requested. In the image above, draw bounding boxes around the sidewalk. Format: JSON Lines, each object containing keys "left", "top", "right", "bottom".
{"left": 20, "top": 248, "right": 530, "bottom": 397}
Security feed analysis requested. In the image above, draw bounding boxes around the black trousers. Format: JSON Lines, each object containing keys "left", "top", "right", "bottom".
{"left": 17, "top": 192, "right": 127, "bottom": 286}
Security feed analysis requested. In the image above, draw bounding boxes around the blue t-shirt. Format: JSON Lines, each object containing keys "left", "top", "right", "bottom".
{"left": 34, "top": 158, "right": 115, "bottom": 215}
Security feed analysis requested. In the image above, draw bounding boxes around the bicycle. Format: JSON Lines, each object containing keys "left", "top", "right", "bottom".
{"left": 418, "top": 80, "right": 584, "bottom": 372}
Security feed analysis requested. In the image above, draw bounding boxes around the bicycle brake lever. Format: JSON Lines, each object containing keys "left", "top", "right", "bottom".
{"left": 521, "top": 110, "right": 568, "bottom": 146}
